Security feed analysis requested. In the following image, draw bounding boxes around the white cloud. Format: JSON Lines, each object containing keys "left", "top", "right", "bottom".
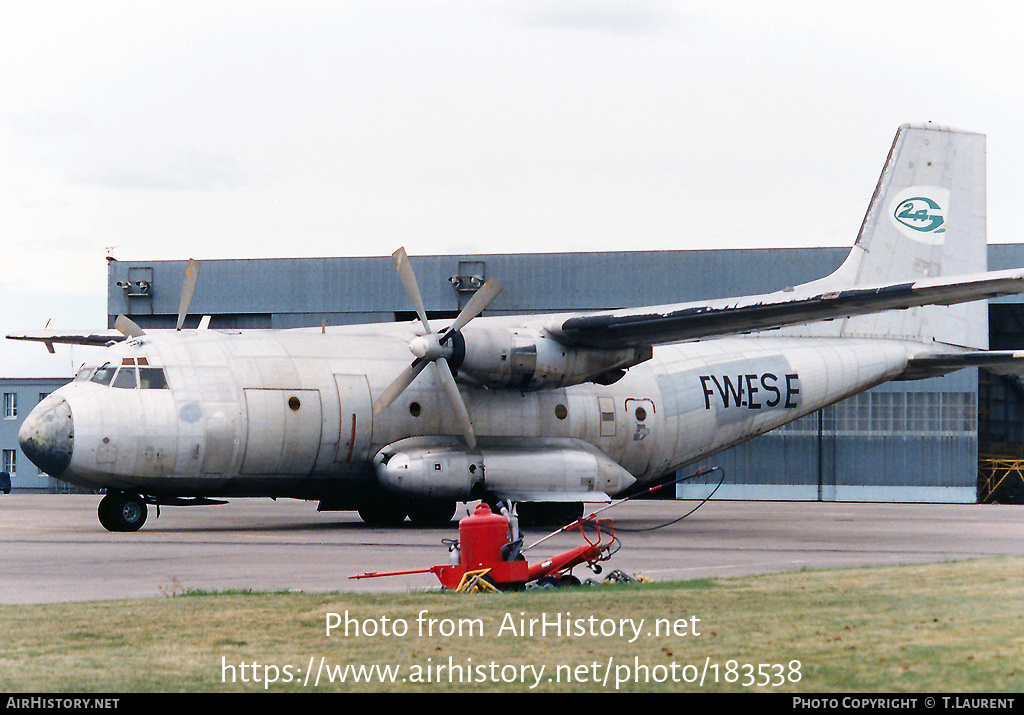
{"left": 523, "top": 0, "right": 676, "bottom": 35}
{"left": 77, "top": 148, "right": 247, "bottom": 192}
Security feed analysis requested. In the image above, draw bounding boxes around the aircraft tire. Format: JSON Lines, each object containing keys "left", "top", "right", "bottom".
{"left": 517, "top": 502, "right": 584, "bottom": 528}
{"left": 406, "top": 499, "right": 457, "bottom": 527}
{"left": 98, "top": 491, "right": 148, "bottom": 532}
{"left": 357, "top": 502, "right": 408, "bottom": 526}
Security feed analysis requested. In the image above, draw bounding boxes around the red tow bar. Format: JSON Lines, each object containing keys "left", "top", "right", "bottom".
{"left": 350, "top": 503, "right": 617, "bottom": 592}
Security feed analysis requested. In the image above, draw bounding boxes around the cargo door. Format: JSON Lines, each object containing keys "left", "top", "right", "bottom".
{"left": 334, "top": 374, "right": 373, "bottom": 465}
{"left": 241, "top": 388, "right": 322, "bottom": 475}
{"left": 201, "top": 411, "right": 235, "bottom": 474}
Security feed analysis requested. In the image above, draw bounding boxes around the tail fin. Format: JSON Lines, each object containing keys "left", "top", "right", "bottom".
{"left": 805, "top": 123, "right": 987, "bottom": 348}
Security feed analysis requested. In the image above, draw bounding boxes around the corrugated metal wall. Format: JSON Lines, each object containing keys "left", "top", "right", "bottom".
{"left": 686, "top": 372, "right": 979, "bottom": 503}
{"left": 107, "top": 247, "right": 849, "bottom": 326}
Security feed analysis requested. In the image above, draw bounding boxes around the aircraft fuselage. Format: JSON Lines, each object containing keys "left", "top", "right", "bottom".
{"left": 20, "top": 320, "right": 919, "bottom": 505}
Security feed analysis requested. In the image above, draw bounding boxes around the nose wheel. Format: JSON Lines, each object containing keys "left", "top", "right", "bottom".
{"left": 98, "top": 491, "right": 149, "bottom": 532}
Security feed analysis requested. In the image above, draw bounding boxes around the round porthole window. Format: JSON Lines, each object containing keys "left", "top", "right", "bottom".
{"left": 555, "top": 404, "right": 568, "bottom": 420}
{"left": 409, "top": 402, "right": 422, "bottom": 417}
{"left": 635, "top": 407, "right": 647, "bottom": 422}
{"left": 288, "top": 396, "right": 301, "bottom": 411}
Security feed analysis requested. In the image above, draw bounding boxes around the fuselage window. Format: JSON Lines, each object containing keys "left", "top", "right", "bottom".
{"left": 138, "top": 368, "right": 169, "bottom": 389}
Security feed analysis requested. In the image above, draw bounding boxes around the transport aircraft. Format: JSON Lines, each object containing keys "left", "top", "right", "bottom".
{"left": 11, "top": 123, "right": 1024, "bottom": 531}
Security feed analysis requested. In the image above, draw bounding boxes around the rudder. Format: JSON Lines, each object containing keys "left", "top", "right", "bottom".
{"left": 803, "top": 123, "right": 987, "bottom": 348}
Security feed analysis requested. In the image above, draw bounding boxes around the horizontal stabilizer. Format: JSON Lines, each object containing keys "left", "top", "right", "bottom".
{"left": 550, "top": 269, "right": 1024, "bottom": 349}
{"left": 904, "top": 350, "right": 1024, "bottom": 379}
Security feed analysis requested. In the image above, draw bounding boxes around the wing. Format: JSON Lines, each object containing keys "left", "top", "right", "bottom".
{"left": 6, "top": 329, "right": 126, "bottom": 353}
{"left": 547, "top": 269, "right": 1024, "bottom": 349}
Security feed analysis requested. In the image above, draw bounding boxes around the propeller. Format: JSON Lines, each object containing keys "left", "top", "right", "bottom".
{"left": 176, "top": 258, "right": 201, "bottom": 330}
{"left": 114, "top": 314, "right": 145, "bottom": 338}
{"left": 373, "top": 247, "right": 502, "bottom": 450}
{"left": 113, "top": 258, "right": 201, "bottom": 337}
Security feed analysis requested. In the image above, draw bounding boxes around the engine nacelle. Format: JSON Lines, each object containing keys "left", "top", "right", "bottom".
{"left": 453, "top": 327, "right": 650, "bottom": 390}
{"left": 373, "top": 436, "right": 637, "bottom": 501}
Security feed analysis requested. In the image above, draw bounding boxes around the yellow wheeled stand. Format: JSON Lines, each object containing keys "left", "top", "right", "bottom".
{"left": 455, "top": 569, "right": 500, "bottom": 593}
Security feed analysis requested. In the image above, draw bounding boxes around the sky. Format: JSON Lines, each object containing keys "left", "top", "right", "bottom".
{"left": 2, "top": 0, "right": 1023, "bottom": 377}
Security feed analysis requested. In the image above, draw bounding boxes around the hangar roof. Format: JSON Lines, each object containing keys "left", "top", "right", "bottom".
{"left": 107, "top": 245, "right": 1024, "bottom": 330}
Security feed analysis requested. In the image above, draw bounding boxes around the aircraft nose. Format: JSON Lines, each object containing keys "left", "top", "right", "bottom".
{"left": 19, "top": 395, "right": 74, "bottom": 477}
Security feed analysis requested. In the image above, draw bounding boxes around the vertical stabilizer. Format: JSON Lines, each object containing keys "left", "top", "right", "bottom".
{"left": 800, "top": 123, "right": 987, "bottom": 348}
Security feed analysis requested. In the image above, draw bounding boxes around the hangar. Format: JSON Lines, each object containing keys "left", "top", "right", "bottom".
{"left": 4, "top": 245, "right": 1023, "bottom": 499}
{"left": 70, "top": 244, "right": 1022, "bottom": 505}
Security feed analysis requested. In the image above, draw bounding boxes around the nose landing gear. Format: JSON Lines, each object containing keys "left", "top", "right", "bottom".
{"left": 98, "top": 490, "right": 148, "bottom": 532}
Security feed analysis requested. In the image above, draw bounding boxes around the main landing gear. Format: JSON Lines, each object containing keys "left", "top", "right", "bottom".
{"left": 98, "top": 491, "right": 148, "bottom": 532}
{"left": 514, "top": 501, "right": 584, "bottom": 528}
{"left": 356, "top": 500, "right": 585, "bottom": 528}
{"left": 358, "top": 498, "right": 458, "bottom": 527}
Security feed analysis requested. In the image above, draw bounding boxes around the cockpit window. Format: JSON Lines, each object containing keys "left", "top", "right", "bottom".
{"left": 87, "top": 361, "right": 168, "bottom": 389}
{"left": 138, "top": 368, "right": 168, "bottom": 389}
{"left": 90, "top": 367, "right": 116, "bottom": 386}
{"left": 112, "top": 367, "right": 138, "bottom": 389}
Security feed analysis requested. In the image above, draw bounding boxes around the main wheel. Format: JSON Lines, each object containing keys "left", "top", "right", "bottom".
{"left": 406, "top": 499, "right": 457, "bottom": 527}
{"left": 357, "top": 501, "right": 408, "bottom": 526}
{"left": 517, "top": 502, "right": 584, "bottom": 528}
{"left": 98, "top": 491, "right": 148, "bottom": 532}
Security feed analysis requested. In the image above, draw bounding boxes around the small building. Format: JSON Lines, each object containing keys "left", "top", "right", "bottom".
{"left": 0, "top": 378, "right": 73, "bottom": 492}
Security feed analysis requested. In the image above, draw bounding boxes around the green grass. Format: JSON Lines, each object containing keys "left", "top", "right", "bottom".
{"left": 2, "top": 558, "right": 1023, "bottom": 693}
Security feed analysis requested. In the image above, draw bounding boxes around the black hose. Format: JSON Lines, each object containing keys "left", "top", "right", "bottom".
{"left": 614, "top": 466, "right": 726, "bottom": 532}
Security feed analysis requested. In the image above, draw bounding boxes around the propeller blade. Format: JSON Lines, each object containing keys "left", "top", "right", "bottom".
{"left": 114, "top": 315, "right": 145, "bottom": 338}
{"left": 176, "top": 258, "right": 201, "bottom": 331}
{"left": 445, "top": 279, "right": 502, "bottom": 337}
{"left": 373, "top": 358, "right": 429, "bottom": 415}
{"left": 433, "top": 359, "right": 477, "bottom": 450}
{"left": 392, "top": 247, "right": 431, "bottom": 333}
{"left": 377, "top": 246, "right": 484, "bottom": 452}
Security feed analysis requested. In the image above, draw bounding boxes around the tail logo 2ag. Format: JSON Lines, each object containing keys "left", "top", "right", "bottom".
{"left": 889, "top": 186, "right": 950, "bottom": 244}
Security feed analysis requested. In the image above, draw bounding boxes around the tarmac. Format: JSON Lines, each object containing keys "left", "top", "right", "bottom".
{"left": 2, "top": 494, "right": 1023, "bottom": 604}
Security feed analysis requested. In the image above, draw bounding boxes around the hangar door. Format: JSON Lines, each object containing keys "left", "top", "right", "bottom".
{"left": 241, "top": 388, "right": 323, "bottom": 475}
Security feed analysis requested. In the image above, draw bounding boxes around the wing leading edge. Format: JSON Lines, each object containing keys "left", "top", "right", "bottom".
{"left": 547, "top": 269, "right": 1024, "bottom": 350}
{"left": 6, "top": 329, "right": 126, "bottom": 352}
{"left": 13, "top": 270, "right": 1024, "bottom": 353}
